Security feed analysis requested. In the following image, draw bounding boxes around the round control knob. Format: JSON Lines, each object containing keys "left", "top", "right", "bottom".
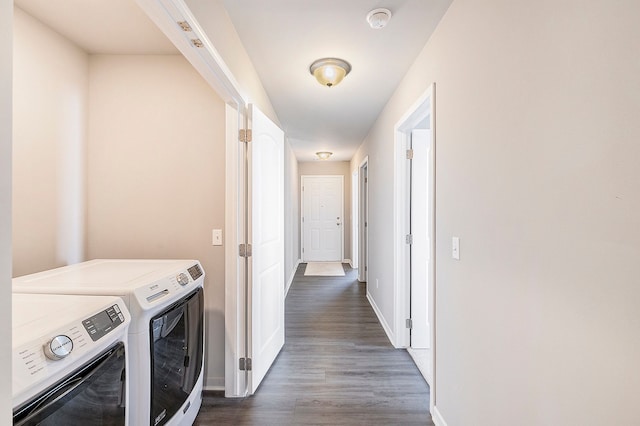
{"left": 43, "top": 335, "right": 73, "bottom": 360}
{"left": 177, "top": 273, "right": 189, "bottom": 286}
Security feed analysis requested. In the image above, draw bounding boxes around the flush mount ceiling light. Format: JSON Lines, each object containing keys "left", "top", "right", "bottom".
{"left": 309, "top": 58, "right": 351, "bottom": 87}
{"left": 366, "top": 8, "right": 392, "bottom": 29}
{"left": 315, "top": 151, "right": 333, "bottom": 160}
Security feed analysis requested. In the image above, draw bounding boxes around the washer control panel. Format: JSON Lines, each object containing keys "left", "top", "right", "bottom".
{"left": 82, "top": 304, "right": 125, "bottom": 342}
{"left": 135, "top": 262, "right": 205, "bottom": 310}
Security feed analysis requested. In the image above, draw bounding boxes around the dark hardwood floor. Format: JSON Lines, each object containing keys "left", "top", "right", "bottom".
{"left": 194, "top": 263, "right": 433, "bottom": 425}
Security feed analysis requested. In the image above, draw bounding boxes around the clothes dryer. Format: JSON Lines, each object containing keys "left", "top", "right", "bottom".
{"left": 13, "top": 259, "right": 205, "bottom": 426}
{"left": 12, "top": 293, "right": 131, "bottom": 425}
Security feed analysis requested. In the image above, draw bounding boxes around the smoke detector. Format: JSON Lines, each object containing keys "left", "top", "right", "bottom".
{"left": 366, "top": 8, "right": 392, "bottom": 29}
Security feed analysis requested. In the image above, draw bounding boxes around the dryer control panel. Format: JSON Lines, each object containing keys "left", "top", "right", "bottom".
{"left": 12, "top": 295, "right": 131, "bottom": 408}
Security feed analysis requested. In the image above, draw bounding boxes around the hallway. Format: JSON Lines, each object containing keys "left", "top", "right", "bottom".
{"left": 195, "top": 264, "right": 433, "bottom": 425}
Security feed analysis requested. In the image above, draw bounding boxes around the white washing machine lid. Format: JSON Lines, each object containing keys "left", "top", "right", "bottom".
{"left": 12, "top": 293, "right": 131, "bottom": 407}
{"left": 13, "top": 260, "right": 205, "bottom": 327}
{"left": 12, "top": 259, "right": 199, "bottom": 294}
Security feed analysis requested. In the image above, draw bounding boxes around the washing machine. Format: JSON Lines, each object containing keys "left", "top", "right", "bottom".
{"left": 13, "top": 259, "right": 205, "bottom": 426}
{"left": 12, "top": 293, "right": 131, "bottom": 425}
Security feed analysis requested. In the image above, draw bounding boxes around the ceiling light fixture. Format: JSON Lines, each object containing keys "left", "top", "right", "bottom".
{"left": 315, "top": 151, "right": 333, "bottom": 160}
{"left": 366, "top": 8, "right": 392, "bottom": 29}
{"left": 309, "top": 58, "right": 351, "bottom": 87}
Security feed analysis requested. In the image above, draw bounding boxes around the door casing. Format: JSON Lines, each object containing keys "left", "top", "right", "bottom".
{"left": 393, "top": 84, "right": 436, "bottom": 410}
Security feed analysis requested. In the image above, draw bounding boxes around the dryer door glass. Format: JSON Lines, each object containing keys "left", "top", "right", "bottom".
{"left": 149, "top": 288, "right": 204, "bottom": 426}
{"left": 13, "top": 342, "right": 126, "bottom": 426}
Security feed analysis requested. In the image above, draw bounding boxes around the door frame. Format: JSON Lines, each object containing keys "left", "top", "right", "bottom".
{"left": 358, "top": 157, "right": 369, "bottom": 283}
{"left": 300, "top": 175, "right": 344, "bottom": 262}
{"left": 135, "top": 0, "right": 252, "bottom": 397}
{"left": 351, "top": 168, "right": 359, "bottom": 269}
{"left": 393, "top": 84, "right": 436, "bottom": 408}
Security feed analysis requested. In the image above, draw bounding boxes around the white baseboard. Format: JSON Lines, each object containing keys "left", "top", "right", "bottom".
{"left": 342, "top": 258, "right": 351, "bottom": 266}
{"left": 366, "top": 292, "right": 395, "bottom": 346}
{"left": 285, "top": 259, "right": 301, "bottom": 296}
{"left": 203, "top": 376, "right": 225, "bottom": 391}
{"left": 432, "top": 406, "right": 448, "bottom": 426}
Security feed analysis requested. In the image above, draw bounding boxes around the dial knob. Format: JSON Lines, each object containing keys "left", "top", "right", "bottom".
{"left": 43, "top": 335, "right": 73, "bottom": 360}
{"left": 177, "top": 273, "right": 189, "bottom": 286}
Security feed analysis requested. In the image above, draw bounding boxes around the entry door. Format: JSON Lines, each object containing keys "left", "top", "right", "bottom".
{"left": 249, "top": 104, "right": 285, "bottom": 393}
{"left": 410, "top": 129, "right": 431, "bottom": 349}
{"left": 301, "top": 176, "right": 343, "bottom": 262}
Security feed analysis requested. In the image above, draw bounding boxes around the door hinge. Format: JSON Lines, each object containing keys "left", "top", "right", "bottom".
{"left": 239, "top": 243, "right": 252, "bottom": 257}
{"left": 406, "top": 234, "right": 413, "bottom": 244}
{"left": 406, "top": 149, "right": 414, "bottom": 160}
{"left": 239, "top": 357, "right": 252, "bottom": 371}
{"left": 239, "top": 129, "right": 252, "bottom": 143}
{"left": 406, "top": 319, "right": 413, "bottom": 329}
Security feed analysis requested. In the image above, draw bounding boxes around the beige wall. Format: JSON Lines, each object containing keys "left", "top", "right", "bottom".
{"left": 1, "top": 0, "right": 13, "bottom": 421}
{"left": 298, "top": 161, "right": 351, "bottom": 261}
{"left": 86, "top": 54, "right": 226, "bottom": 388}
{"left": 12, "top": 8, "right": 89, "bottom": 277}
{"left": 351, "top": 0, "right": 640, "bottom": 424}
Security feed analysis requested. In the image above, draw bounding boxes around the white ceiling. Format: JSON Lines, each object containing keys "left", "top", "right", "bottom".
{"left": 222, "top": 0, "right": 452, "bottom": 161}
{"left": 14, "top": 0, "right": 452, "bottom": 162}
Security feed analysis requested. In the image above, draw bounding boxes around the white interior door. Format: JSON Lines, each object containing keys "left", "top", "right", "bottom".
{"left": 410, "top": 129, "right": 431, "bottom": 349}
{"left": 249, "top": 104, "right": 285, "bottom": 393}
{"left": 302, "top": 175, "right": 343, "bottom": 262}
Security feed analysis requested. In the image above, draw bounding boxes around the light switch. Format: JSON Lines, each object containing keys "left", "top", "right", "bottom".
{"left": 452, "top": 237, "right": 460, "bottom": 260}
{"left": 212, "top": 229, "right": 223, "bottom": 246}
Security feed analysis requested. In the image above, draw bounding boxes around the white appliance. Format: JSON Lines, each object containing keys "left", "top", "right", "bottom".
{"left": 13, "top": 259, "right": 206, "bottom": 426}
{"left": 13, "top": 293, "right": 131, "bottom": 425}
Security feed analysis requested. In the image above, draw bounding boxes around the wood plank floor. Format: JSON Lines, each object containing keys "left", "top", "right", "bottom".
{"left": 194, "top": 263, "right": 433, "bottom": 425}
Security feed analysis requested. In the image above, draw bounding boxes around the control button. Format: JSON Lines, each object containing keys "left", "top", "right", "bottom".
{"left": 43, "top": 335, "right": 73, "bottom": 360}
{"left": 118, "top": 313, "right": 124, "bottom": 321}
{"left": 177, "top": 273, "right": 189, "bottom": 286}
{"left": 113, "top": 305, "right": 120, "bottom": 313}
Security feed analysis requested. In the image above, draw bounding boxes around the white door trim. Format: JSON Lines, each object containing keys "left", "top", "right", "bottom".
{"left": 351, "top": 169, "right": 359, "bottom": 269}
{"left": 300, "top": 175, "right": 344, "bottom": 262}
{"left": 136, "top": 0, "right": 244, "bottom": 106}
{"left": 393, "top": 84, "right": 436, "bottom": 410}
{"left": 358, "top": 157, "right": 369, "bottom": 283}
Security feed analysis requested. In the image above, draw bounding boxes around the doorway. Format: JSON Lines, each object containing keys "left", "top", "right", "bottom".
{"left": 394, "top": 85, "right": 435, "bottom": 392}
{"left": 301, "top": 175, "right": 344, "bottom": 262}
{"left": 351, "top": 169, "right": 359, "bottom": 269}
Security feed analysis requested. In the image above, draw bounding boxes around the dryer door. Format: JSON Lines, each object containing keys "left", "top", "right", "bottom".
{"left": 13, "top": 342, "right": 126, "bottom": 426}
{"left": 149, "top": 288, "right": 204, "bottom": 426}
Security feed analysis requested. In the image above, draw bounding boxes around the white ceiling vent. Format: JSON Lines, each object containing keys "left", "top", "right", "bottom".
{"left": 366, "top": 8, "right": 392, "bottom": 29}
